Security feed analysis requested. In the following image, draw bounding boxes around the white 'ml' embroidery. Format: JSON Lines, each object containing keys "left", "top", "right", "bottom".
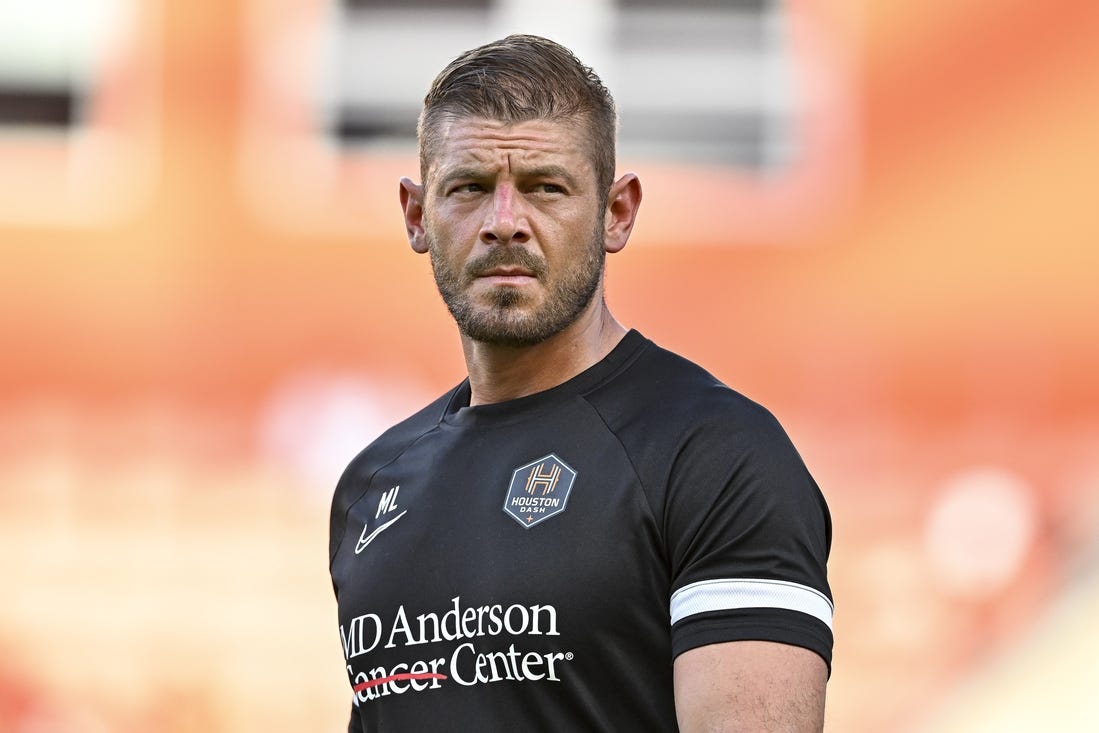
{"left": 355, "top": 485, "right": 406, "bottom": 554}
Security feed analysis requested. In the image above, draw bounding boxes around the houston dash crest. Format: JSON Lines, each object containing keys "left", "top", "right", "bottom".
{"left": 503, "top": 454, "right": 577, "bottom": 529}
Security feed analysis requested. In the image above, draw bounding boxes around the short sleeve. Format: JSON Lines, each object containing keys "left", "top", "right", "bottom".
{"left": 662, "top": 400, "right": 833, "bottom": 670}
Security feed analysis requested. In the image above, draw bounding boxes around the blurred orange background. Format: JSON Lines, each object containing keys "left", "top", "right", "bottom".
{"left": 2, "top": 1, "right": 1098, "bottom": 731}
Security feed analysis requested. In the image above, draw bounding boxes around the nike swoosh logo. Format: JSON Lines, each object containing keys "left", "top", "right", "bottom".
{"left": 354, "top": 510, "right": 408, "bottom": 554}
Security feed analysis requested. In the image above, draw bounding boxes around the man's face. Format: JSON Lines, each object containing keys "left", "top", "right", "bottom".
{"left": 419, "top": 117, "right": 606, "bottom": 347}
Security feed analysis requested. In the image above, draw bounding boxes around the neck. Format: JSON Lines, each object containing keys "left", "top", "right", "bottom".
{"left": 460, "top": 302, "right": 627, "bottom": 406}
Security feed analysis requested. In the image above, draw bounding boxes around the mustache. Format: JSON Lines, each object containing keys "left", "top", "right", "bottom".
{"left": 466, "top": 248, "right": 547, "bottom": 279}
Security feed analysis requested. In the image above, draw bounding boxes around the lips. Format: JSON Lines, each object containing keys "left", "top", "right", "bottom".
{"left": 475, "top": 267, "right": 538, "bottom": 288}
{"left": 467, "top": 250, "right": 545, "bottom": 283}
{"left": 480, "top": 266, "right": 535, "bottom": 278}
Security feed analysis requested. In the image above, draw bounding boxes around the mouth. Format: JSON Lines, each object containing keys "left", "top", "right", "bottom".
{"left": 480, "top": 266, "right": 535, "bottom": 278}
{"left": 474, "top": 266, "right": 539, "bottom": 286}
{"left": 466, "top": 249, "right": 545, "bottom": 287}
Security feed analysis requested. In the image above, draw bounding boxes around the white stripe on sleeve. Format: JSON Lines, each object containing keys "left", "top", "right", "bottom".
{"left": 670, "top": 578, "right": 834, "bottom": 631}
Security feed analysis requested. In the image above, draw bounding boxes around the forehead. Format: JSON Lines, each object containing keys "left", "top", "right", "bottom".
{"left": 426, "top": 117, "right": 594, "bottom": 181}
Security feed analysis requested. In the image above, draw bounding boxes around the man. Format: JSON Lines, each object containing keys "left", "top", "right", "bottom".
{"left": 330, "top": 34, "right": 832, "bottom": 732}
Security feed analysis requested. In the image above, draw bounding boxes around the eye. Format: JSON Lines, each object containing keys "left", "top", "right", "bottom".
{"left": 534, "top": 183, "right": 566, "bottom": 195}
{"left": 450, "top": 182, "right": 485, "bottom": 195}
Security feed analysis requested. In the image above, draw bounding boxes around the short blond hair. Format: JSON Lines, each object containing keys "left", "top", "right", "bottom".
{"left": 418, "top": 34, "right": 618, "bottom": 205}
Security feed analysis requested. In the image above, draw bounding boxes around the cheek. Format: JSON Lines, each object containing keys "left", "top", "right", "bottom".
{"left": 426, "top": 204, "right": 484, "bottom": 246}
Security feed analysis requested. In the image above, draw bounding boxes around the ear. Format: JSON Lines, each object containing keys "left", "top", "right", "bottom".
{"left": 603, "top": 173, "right": 642, "bottom": 254}
{"left": 399, "top": 177, "right": 428, "bottom": 254}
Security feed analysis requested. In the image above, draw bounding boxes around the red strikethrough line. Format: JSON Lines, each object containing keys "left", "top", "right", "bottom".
{"left": 353, "top": 672, "right": 448, "bottom": 692}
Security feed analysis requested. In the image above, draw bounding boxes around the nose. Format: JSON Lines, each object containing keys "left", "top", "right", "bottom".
{"left": 480, "top": 184, "right": 530, "bottom": 245}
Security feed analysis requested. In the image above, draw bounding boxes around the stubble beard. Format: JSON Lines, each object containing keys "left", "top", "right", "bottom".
{"left": 428, "top": 226, "right": 606, "bottom": 347}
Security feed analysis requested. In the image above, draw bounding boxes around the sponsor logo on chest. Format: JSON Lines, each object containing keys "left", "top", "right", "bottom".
{"left": 341, "top": 596, "right": 575, "bottom": 705}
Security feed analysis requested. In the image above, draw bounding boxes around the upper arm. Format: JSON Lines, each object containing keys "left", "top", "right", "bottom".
{"left": 674, "top": 640, "right": 827, "bottom": 733}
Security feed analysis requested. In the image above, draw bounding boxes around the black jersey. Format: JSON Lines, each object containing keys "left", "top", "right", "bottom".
{"left": 329, "top": 330, "right": 832, "bottom": 732}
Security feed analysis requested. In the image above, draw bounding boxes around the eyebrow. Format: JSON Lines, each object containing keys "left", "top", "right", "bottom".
{"left": 434, "top": 164, "right": 583, "bottom": 194}
{"left": 517, "top": 165, "right": 581, "bottom": 190}
{"left": 434, "top": 168, "right": 486, "bottom": 194}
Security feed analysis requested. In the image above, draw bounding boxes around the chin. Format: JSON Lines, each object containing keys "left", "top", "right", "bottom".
{"left": 459, "top": 311, "right": 557, "bottom": 347}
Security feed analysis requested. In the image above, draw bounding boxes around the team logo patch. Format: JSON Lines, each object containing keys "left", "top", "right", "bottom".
{"left": 503, "top": 454, "right": 577, "bottom": 529}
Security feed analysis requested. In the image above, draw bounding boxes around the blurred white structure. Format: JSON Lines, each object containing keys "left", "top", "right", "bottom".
{"left": 0, "top": 0, "right": 158, "bottom": 226}
{"left": 324, "top": 0, "right": 799, "bottom": 168}
{"left": 923, "top": 467, "right": 1038, "bottom": 599}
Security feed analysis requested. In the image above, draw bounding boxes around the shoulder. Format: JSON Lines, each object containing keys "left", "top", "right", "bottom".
{"left": 582, "top": 334, "right": 827, "bottom": 551}
{"left": 585, "top": 335, "right": 785, "bottom": 450}
{"left": 328, "top": 384, "right": 459, "bottom": 560}
{"left": 340, "top": 387, "right": 454, "bottom": 484}
{"left": 611, "top": 339, "right": 820, "bottom": 508}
